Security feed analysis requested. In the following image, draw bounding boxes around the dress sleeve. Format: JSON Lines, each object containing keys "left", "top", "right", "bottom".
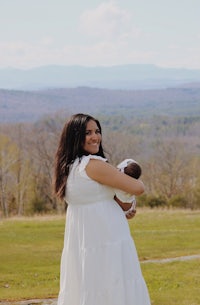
{"left": 79, "top": 154, "right": 107, "bottom": 173}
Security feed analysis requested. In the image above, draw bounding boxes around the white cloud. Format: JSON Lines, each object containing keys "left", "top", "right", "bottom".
{"left": 1, "top": 38, "right": 199, "bottom": 70}
{"left": 0, "top": 0, "right": 200, "bottom": 71}
{"left": 0, "top": 39, "right": 155, "bottom": 68}
{"left": 0, "top": 1, "right": 199, "bottom": 70}
{"left": 0, "top": 0, "right": 145, "bottom": 69}
{"left": 0, "top": 38, "right": 56, "bottom": 68}
{"left": 79, "top": 1, "right": 141, "bottom": 42}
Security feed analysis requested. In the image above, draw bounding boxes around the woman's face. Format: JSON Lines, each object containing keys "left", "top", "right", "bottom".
{"left": 83, "top": 120, "right": 102, "bottom": 154}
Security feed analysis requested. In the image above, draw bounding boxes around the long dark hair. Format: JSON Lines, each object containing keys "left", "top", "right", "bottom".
{"left": 53, "top": 113, "right": 106, "bottom": 199}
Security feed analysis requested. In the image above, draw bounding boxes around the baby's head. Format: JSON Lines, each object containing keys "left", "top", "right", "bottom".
{"left": 117, "top": 159, "right": 142, "bottom": 179}
{"left": 124, "top": 162, "right": 141, "bottom": 179}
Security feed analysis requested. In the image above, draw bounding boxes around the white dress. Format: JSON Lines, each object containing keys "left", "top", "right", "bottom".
{"left": 57, "top": 155, "right": 151, "bottom": 305}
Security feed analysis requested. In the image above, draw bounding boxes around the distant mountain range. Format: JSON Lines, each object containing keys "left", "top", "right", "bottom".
{"left": 1, "top": 64, "right": 200, "bottom": 90}
{"left": 1, "top": 86, "right": 200, "bottom": 123}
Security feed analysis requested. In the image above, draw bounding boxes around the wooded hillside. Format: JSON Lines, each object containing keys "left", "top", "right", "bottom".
{"left": 0, "top": 86, "right": 200, "bottom": 122}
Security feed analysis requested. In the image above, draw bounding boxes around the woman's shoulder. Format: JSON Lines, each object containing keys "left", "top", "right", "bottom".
{"left": 79, "top": 154, "right": 107, "bottom": 172}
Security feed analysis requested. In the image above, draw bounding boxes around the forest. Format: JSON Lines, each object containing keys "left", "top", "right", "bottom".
{"left": 0, "top": 109, "right": 200, "bottom": 217}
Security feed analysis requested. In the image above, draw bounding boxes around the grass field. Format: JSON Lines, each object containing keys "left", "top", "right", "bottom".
{"left": 0, "top": 209, "right": 200, "bottom": 305}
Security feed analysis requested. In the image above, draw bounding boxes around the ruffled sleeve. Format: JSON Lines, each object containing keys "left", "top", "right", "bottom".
{"left": 79, "top": 154, "right": 107, "bottom": 173}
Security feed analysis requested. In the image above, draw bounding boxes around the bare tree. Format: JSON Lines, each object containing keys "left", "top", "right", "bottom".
{"left": 0, "top": 134, "right": 18, "bottom": 217}
{"left": 103, "top": 129, "right": 141, "bottom": 165}
{"left": 144, "top": 139, "right": 192, "bottom": 200}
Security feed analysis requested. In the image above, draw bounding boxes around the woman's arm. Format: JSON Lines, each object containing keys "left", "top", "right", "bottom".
{"left": 85, "top": 159, "right": 145, "bottom": 196}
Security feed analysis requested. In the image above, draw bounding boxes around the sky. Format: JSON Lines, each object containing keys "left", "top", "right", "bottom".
{"left": 0, "top": 0, "right": 200, "bottom": 69}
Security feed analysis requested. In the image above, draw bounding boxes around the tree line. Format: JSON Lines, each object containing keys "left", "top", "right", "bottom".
{"left": 0, "top": 113, "right": 200, "bottom": 217}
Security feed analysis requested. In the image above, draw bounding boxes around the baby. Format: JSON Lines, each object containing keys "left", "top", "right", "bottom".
{"left": 115, "top": 159, "right": 142, "bottom": 216}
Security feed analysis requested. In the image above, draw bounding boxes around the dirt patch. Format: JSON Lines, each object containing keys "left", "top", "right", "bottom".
{"left": 0, "top": 299, "right": 57, "bottom": 305}
{"left": 141, "top": 254, "right": 200, "bottom": 264}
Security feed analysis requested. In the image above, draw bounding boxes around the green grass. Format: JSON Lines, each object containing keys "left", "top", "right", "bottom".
{"left": 0, "top": 210, "right": 200, "bottom": 304}
{"left": 130, "top": 209, "right": 200, "bottom": 305}
{"left": 0, "top": 216, "right": 65, "bottom": 300}
{"left": 129, "top": 209, "right": 200, "bottom": 260}
{"left": 142, "top": 259, "right": 200, "bottom": 305}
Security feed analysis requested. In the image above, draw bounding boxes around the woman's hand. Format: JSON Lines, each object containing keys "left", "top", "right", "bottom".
{"left": 125, "top": 208, "right": 136, "bottom": 219}
{"left": 114, "top": 195, "right": 136, "bottom": 219}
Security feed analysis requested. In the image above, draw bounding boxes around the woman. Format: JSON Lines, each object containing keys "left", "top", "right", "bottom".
{"left": 54, "top": 113, "right": 151, "bottom": 305}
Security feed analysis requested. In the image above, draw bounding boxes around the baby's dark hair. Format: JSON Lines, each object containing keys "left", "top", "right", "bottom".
{"left": 124, "top": 162, "right": 142, "bottom": 179}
